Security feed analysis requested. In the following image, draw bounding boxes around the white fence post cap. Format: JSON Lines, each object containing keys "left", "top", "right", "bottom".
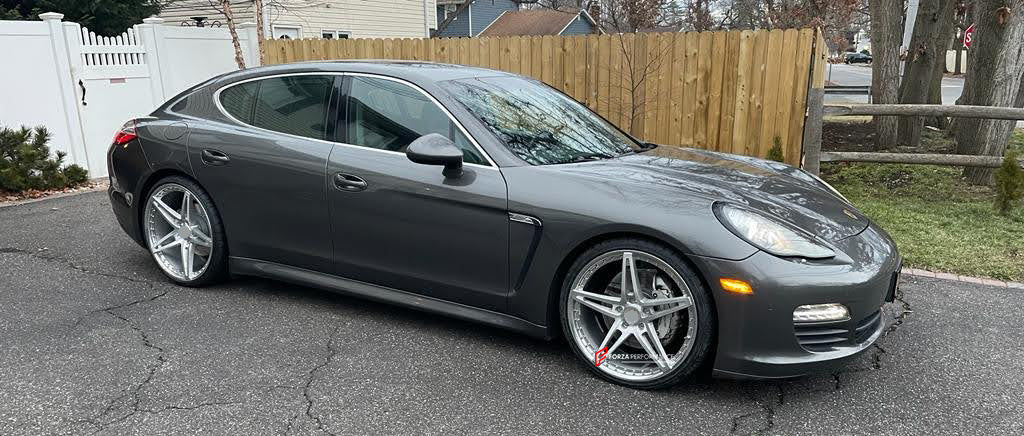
{"left": 39, "top": 12, "right": 64, "bottom": 21}
{"left": 142, "top": 17, "right": 165, "bottom": 25}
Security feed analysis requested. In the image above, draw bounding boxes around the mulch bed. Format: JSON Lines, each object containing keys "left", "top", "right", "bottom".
{"left": 0, "top": 180, "right": 108, "bottom": 206}
{"left": 822, "top": 120, "right": 957, "bottom": 154}
{"left": 822, "top": 120, "right": 877, "bottom": 152}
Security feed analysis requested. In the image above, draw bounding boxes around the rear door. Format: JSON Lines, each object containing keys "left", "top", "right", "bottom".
{"left": 188, "top": 73, "right": 340, "bottom": 272}
{"left": 326, "top": 74, "right": 509, "bottom": 311}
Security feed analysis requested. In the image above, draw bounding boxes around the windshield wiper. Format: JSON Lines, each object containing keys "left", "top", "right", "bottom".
{"left": 565, "top": 152, "right": 614, "bottom": 163}
{"left": 612, "top": 142, "right": 658, "bottom": 159}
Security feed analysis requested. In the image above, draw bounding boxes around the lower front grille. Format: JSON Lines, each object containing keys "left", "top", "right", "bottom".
{"left": 795, "top": 309, "right": 881, "bottom": 352}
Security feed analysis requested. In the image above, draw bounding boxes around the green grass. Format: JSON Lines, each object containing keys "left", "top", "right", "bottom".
{"left": 822, "top": 162, "right": 1024, "bottom": 281}
{"left": 1010, "top": 129, "right": 1024, "bottom": 155}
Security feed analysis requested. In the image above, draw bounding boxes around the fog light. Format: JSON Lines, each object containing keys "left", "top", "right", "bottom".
{"left": 793, "top": 303, "right": 850, "bottom": 322}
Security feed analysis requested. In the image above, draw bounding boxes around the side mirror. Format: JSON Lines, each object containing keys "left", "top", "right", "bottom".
{"left": 406, "top": 133, "right": 464, "bottom": 178}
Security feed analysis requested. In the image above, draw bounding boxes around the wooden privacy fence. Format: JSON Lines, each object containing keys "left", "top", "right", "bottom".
{"left": 265, "top": 29, "right": 825, "bottom": 166}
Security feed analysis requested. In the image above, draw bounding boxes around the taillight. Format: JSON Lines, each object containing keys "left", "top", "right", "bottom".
{"left": 113, "top": 120, "right": 138, "bottom": 146}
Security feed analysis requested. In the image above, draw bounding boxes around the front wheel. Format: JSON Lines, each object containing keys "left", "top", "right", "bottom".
{"left": 142, "top": 176, "right": 228, "bottom": 286}
{"left": 559, "top": 239, "right": 715, "bottom": 389}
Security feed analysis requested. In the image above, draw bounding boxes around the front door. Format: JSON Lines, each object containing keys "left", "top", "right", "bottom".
{"left": 327, "top": 75, "right": 508, "bottom": 311}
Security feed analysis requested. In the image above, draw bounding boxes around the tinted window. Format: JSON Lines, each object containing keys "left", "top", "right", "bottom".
{"left": 251, "top": 75, "right": 334, "bottom": 140}
{"left": 219, "top": 81, "right": 258, "bottom": 123}
{"left": 441, "top": 76, "right": 641, "bottom": 165}
{"left": 347, "top": 76, "right": 485, "bottom": 165}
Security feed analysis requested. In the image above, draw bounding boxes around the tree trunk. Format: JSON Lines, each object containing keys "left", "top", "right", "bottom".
{"left": 253, "top": 0, "right": 266, "bottom": 63}
{"left": 897, "top": 0, "right": 956, "bottom": 147}
{"left": 222, "top": 0, "right": 246, "bottom": 69}
{"left": 954, "top": 26, "right": 965, "bottom": 74}
{"left": 925, "top": 33, "right": 954, "bottom": 128}
{"left": 869, "top": 0, "right": 903, "bottom": 150}
{"left": 955, "top": 0, "right": 1024, "bottom": 185}
{"left": 926, "top": 68, "right": 952, "bottom": 129}
{"left": 1017, "top": 69, "right": 1024, "bottom": 107}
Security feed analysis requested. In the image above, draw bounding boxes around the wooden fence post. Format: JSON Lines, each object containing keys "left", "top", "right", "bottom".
{"left": 801, "top": 29, "right": 826, "bottom": 175}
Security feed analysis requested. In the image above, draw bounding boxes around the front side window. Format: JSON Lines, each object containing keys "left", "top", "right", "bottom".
{"left": 346, "top": 76, "right": 486, "bottom": 165}
{"left": 441, "top": 76, "right": 641, "bottom": 165}
{"left": 219, "top": 75, "right": 334, "bottom": 141}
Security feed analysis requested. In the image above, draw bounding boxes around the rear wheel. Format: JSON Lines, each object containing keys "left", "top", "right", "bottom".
{"left": 559, "top": 238, "right": 715, "bottom": 389}
{"left": 142, "top": 176, "right": 227, "bottom": 286}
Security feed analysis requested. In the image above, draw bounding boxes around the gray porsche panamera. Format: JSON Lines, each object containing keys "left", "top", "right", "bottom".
{"left": 107, "top": 61, "right": 901, "bottom": 389}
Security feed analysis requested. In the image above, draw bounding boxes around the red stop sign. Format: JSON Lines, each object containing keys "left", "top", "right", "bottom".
{"left": 963, "top": 23, "right": 975, "bottom": 47}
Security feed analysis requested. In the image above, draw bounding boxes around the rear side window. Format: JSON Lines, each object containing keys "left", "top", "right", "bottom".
{"left": 218, "top": 75, "right": 334, "bottom": 141}
{"left": 219, "top": 81, "right": 258, "bottom": 123}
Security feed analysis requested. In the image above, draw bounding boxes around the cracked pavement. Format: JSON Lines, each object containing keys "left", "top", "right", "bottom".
{"left": 2, "top": 192, "right": 1023, "bottom": 435}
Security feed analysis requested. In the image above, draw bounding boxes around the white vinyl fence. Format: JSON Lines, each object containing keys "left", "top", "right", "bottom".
{"left": 0, "top": 13, "right": 261, "bottom": 178}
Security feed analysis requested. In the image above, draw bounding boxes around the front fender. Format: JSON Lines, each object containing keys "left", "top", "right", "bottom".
{"left": 502, "top": 166, "right": 757, "bottom": 327}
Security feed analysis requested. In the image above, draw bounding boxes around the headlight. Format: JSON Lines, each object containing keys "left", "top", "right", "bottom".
{"left": 804, "top": 170, "right": 850, "bottom": 204}
{"left": 715, "top": 204, "right": 835, "bottom": 259}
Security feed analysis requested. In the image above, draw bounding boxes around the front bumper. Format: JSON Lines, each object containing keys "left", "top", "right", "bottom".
{"left": 689, "top": 223, "right": 901, "bottom": 379}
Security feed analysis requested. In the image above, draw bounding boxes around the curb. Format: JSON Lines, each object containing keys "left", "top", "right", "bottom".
{"left": 902, "top": 267, "right": 1024, "bottom": 289}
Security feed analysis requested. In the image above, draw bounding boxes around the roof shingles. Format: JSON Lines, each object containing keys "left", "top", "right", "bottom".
{"left": 478, "top": 9, "right": 582, "bottom": 37}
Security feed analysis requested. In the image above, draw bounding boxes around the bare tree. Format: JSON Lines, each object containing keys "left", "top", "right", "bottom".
{"left": 954, "top": 0, "right": 1024, "bottom": 184}
{"left": 602, "top": 0, "right": 667, "bottom": 32}
{"left": 253, "top": 0, "right": 265, "bottom": 62}
{"left": 596, "top": 33, "right": 673, "bottom": 136}
{"left": 683, "top": 0, "right": 718, "bottom": 30}
{"left": 530, "top": 0, "right": 674, "bottom": 32}
{"left": 525, "top": 0, "right": 588, "bottom": 9}
{"left": 219, "top": 0, "right": 246, "bottom": 69}
{"left": 722, "top": 0, "right": 772, "bottom": 29}
{"left": 952, "top": 0, "right": 970, "bottom": 74}
{"left": 896, "top": 0, "right": 956, "bottom": 146}
{"left": 869, "top": 0, "right": 903, "bottom": 150}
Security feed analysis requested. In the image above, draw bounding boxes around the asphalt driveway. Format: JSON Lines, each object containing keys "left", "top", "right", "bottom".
{"left": 1, "top": 191, "right": 1022, "bottom": 435}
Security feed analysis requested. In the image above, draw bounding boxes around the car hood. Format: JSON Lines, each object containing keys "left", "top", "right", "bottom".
{"left": 556, "top": 146, "right": 868, "bottom": 241}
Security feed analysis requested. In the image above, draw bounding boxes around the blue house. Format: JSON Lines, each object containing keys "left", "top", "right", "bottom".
{"left": 435, "top": 0, "right": 523, "bottom": 38}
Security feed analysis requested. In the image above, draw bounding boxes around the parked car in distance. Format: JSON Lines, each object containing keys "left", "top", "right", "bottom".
{"left": 845, "top": 52, "right": 872, "bottom": 64}
{"left": 107, "top": 61, "right": 901, "bottom": 389}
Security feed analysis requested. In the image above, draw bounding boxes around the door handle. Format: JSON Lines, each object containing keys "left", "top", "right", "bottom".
{"left": 78, "top": 80, "right": 87, "bottom": 106}
{"left": 333, "top": 173, "right": 367, "bottom": 192}
{"left": 201, "top": 149, "right": 230, "bottom": 166}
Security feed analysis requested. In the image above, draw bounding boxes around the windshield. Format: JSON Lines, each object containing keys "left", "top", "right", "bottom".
{"left": 441, "top": 76, "right": 642, "bottom": 165}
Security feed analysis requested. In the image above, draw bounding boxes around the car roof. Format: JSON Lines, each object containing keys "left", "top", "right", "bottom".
{"left": 212, "top": 60, "right": 517, "bottom": 88}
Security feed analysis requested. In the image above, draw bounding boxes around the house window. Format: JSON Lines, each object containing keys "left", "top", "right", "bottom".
{"left": 321, "top": 30, "right": 351, "bottom": 39}
{"left": 272, "top": 26, "right": 301, "bottom": 40}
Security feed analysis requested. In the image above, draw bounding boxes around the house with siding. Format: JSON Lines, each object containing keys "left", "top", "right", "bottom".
{"left": 159, "top": 0, "right": 438, "bottom": 40}
{"left": 434, "top": 0, "right": 523, "bottom": 38}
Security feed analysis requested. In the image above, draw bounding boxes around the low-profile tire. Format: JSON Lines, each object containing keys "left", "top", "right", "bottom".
{"left": 141, "top": 175, "right": 228, "bottom": 287}
{"left": 559, "top": 238, "right": 715, "bottom": 389}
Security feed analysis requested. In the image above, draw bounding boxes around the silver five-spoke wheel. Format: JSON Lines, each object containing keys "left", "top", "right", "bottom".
{"left": 566, "top": 249, "right": 699, "bottom": 383}
{"left": 144, "top": 183, "right": 215, "bottom": 282}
